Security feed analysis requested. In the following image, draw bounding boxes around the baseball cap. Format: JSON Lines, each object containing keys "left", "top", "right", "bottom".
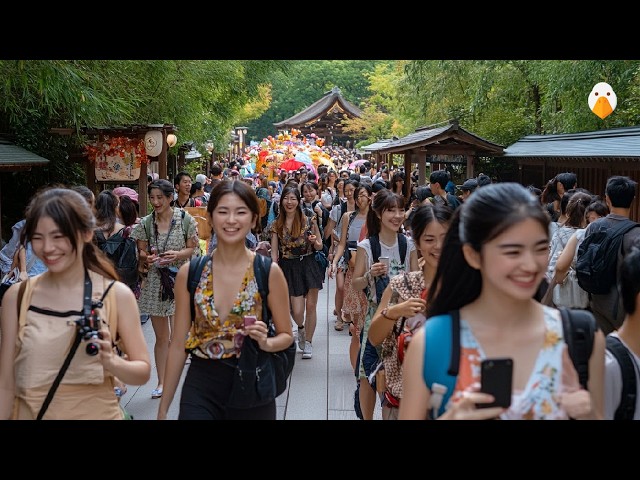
{"left": 461, "top": 178, "right": 478, "bottom": 192}
{"left": 372, "top": 180, "right": 387, "bottom": 193}
{"left": 113, "top": 186, "right": 139, "bottom": 203}
{"left": 195, "top": 173, "right": 208, "bottom": 185}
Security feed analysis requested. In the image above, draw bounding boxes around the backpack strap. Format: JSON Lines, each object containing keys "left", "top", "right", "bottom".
{"left": 370, "top": 234, "right": 381, "bottom": 263}
{"left": 181, "top": 209, "right": 190, "bottom": 245}
{"left": 606, "top": 335, "right": 637, "bottom": 420}
{"left": 369, "top": 233, "right": 407, "bottom": 265}
{"left": 423, "top": 310, "right": 461, "bottom": 419}
{"left": 559, "top": 307, "right": 596, "bottom": 390}
{"left": 253, "top": 253, "right": 273, "bottom": 328}
{"left": 187, "top": 255, "right": 211, "bottom": 323}
{"left": 398, "top": 233, "right": 407, "bottom": 265}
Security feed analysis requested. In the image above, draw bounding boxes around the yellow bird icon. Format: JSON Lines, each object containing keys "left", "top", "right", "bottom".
{"left": 588, "top": 82, "right": 617, "bottom": 119}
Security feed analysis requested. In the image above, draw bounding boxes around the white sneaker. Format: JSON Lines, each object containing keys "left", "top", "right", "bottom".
{"left": 302, "top": 341, "right": 313, "bottom": 359}
{"left": 297, "top": 328, "right": 306, "bottom": 351}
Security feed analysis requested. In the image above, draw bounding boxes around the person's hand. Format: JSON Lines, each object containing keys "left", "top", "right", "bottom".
{"left": 439, "top": 383, "right": 505, "bottom": 420}
{"left": 388, "top": 298, "right": 426, "bottom": 319}
{"left": 245, "top": 320, "right": 269, "bottom": 350}
{"left": 559, "top": 346, "right": 593, "bottom": 419}
{"left": 96, "top": 328, "right": 117, "bottom": 368}
{"left": 158, "top": 250, "right": 178, "bottom": 265}
{"left": 307, "top": 233, "right": 317, "bottom": 244}
{"left": 370, "top": 261, "right": 388, "bottom": 277}
{"left": 329, "top": 263, "right": 336, "bottom": 279}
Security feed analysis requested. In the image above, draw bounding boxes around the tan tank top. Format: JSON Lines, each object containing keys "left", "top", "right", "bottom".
{"left": 12, "top": 270, "right": 123, "bottom": 420}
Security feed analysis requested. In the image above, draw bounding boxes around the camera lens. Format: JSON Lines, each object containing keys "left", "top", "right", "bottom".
{"left": 86, "top": 342, "right": 99, "bottom": 356}
{"left": 303, "top": 208, "right": 313, "bottom": 218}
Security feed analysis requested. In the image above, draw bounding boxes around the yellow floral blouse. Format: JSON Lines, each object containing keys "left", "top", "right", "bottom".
{"left": 185, "top": 257, "right": 263, "bottom": 359}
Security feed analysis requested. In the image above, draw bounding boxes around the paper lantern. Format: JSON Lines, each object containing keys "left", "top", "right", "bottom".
{"left": 144, "top": 131, "right": 163, "bottom": 157}
{"left": 166, "top": 133, "right": 177, "bottom": 148}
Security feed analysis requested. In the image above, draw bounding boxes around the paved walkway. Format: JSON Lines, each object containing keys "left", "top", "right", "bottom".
{"left": 120, "top": 271, "right": 382, "bottom": 420}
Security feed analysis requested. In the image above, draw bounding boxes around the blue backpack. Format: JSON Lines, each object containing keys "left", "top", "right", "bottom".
{"left": 423, "top": 307, "right": 596, "bottom": 419}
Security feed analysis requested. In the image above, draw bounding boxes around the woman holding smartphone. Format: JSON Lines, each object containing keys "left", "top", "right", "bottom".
{"left": 368, "top": 203, "right": 453, "bottom": 420}
{"left": 399, "top": 183, "right": 605, "bottom": 420}
{"left": 157, "top": 181, "right": 292, "bottom": 420}
{"left": 270, "top": 185, "right": 324, "bottom": 360}
{"left": 351, "top": 189, "right": 419, "bottom": 420}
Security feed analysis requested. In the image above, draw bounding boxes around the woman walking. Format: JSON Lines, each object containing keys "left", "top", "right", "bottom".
{"left": 157, "top": 181, "right": 292, "bottom": 420}
{"left": 0, "top": 187, "right": 150, "bottom": 419}
{"left": 368, "top": 204, "right": 452, "bottom": 419}
{"left": 399, "top": 183, "right": 604, "bottom": 420}
{"left": 271, "top": 185, "right": 325, "bottom": 359}
{"left": 130, "top": 179, "right": 198, "bottom": 399}
{"left": 351, "top": 189, "right": 418, "bottom": 419}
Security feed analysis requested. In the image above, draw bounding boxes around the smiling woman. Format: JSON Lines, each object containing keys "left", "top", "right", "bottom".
{"left": 157, "top": 180, "right": 293, "bottom": 420}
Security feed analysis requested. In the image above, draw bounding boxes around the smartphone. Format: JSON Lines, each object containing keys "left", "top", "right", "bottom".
{"left": 379, "top": 256, "right": 390, "bottom": 268}
{"left": 478, "top": 357, "right": 513, "bottom": 409}
{"left": 243, "top": 315, "right": 258, "bottom": 328}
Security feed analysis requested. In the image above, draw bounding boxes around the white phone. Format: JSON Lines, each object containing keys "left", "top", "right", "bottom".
{"left": 379, "top": 256, "right": 390, "bottom": 269}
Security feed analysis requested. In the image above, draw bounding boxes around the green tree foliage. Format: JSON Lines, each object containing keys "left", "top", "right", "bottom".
{"left": 0, "top": 60, "right": 288, "bottom": 238}
{"left": 247, "top": 60, "right": 381, "bottom": 142}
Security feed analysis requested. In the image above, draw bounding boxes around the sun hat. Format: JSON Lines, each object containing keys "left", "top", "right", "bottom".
{"left": 113, "top": 186, "right": 139, "bottom": 203}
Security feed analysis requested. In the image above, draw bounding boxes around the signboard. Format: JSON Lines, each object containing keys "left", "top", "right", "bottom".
{"left": 95, "top": 152, "right": 141, "bottom": 181}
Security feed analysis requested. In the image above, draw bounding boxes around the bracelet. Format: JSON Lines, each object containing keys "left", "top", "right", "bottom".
{"left": 381, "top": 307, "right": 396, "bottom": 321}
{"left": 364, "top": 270, "right": 373, "bottom": 283}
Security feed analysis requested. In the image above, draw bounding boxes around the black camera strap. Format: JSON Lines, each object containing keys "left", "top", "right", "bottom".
{"left": 36, "top": 270, "right": 93, "bottom": 420}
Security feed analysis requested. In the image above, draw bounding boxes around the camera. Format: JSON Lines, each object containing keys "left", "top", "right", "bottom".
{"left": 75, "top": 310, "right": 102, "bottom": 356}
{"left": 302, "top": 207, "right": 314, "bottom": 218}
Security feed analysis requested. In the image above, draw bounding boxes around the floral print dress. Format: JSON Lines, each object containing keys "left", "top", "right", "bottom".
{"left": 185, "top": 256, "right": 263, "bottom": 360}
{"left": 444, "top": 305, "right": 574, "bottom": 420}
{"left": 130, "top": 208, "right": 197, "bottom": 316}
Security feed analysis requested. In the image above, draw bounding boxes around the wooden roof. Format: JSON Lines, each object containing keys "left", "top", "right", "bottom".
{"left": 0, "top": 137, "right": 50, "bottom": 172}
{"left": 370, "top": 120, "right": 504, "bottom": 156}
{"left": 502, "top": 125, "right": 640, "bottom": 159}
{"left": 273, "top": 87, "right": 362, "bottom": 138}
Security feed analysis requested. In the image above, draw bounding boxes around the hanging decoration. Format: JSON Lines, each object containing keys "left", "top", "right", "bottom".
{"left": 84, "top": 136, "right": 147, "bottom": 181}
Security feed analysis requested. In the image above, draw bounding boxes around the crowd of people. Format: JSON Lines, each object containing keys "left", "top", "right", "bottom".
{"left": 1, "top": 156, "right": 640, "bottom": 420}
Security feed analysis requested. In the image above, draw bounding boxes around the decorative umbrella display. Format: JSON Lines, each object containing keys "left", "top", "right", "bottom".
{"left": 279, "top": 158, "right": 306, "bottom": 171}
{"left": 348, "top": 158, "right": 368, "bottom": 170}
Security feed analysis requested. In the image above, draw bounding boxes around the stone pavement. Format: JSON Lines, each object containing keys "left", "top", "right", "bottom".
{"left": 119, "top": 271, "right": 382, "bottom": 420}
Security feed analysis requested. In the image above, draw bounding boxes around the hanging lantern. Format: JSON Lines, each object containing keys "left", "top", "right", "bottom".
{"left": 167, "top": 133, "right": 177, "bottom": 148}
{"left": 144, "top": 130, "right": 163, "bottom": 157}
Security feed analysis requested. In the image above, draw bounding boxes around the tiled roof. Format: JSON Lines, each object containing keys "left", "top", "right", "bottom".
{"left": 0, "top": 138, "right": 50, "bottom": 171}
{"left": 502, "top": 126, "right": 640, "bottom": 158}
{"left": 369, "top": 121, "right": 504, "bottom": 155}
{"left": 274, "top": 87, "right": 362, "bottom": 128}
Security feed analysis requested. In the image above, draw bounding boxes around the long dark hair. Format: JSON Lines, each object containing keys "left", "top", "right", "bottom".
{"left": 410, "top": 204, "right": 453, "bottom": 244}
{"left": 95, "top": 189, "right": 119, "bottom": 234}
{"left": 274, "top": 185, "right": 304, "bottom": 238}
{"left": 366, "top": 189, "right": 405, "bottom": 237}
{"left": 23, "top": 187, "right": 118, "bottom": 280}
{"left": 427, "top": 182, "right": 549, "bottom": 317}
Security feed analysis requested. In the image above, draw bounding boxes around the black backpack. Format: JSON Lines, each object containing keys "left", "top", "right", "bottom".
{"left": 576, "top": 219, "right": 639, "bottom": 295}
{"left": 187, "top": 253, "right": 296, "bottom": 396}
{"left": 95, "top": 227, "right": 139, "bottom": 289}
{"left": 605, "top": 335, "right": 637, "bottom": 420}
{"left": 367, "top": 233, "right": 408, "bottom": 303}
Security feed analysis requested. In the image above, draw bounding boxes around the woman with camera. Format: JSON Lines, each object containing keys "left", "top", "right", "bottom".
{"left": 157, "top": 180, "right": 292, "bottom": 420}
{"left": 130, "top": 179, "right": 199, "bottom": 399}
{"left": 271, "top": 185, "right": 325, "bottom": 360}
{"left": 0, "top": 187, "right": 150, "bottom": 420}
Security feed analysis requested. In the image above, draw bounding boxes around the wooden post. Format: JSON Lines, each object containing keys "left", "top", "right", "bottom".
{"left": 139, "top": 157, "right": 148, "bottom": 216}
{"left": 158, "top": 130, "right": 168, "bottom": 181}
{"left": 466, "top": 154, "right": 475, "bottom": 178}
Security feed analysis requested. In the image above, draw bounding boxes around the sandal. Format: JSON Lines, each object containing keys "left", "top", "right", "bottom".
{"left": 151, "top": 387, "right": 163, "bottom": 399}
{"left": 334, "top": 319, "right": 344, "bottom": 331}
